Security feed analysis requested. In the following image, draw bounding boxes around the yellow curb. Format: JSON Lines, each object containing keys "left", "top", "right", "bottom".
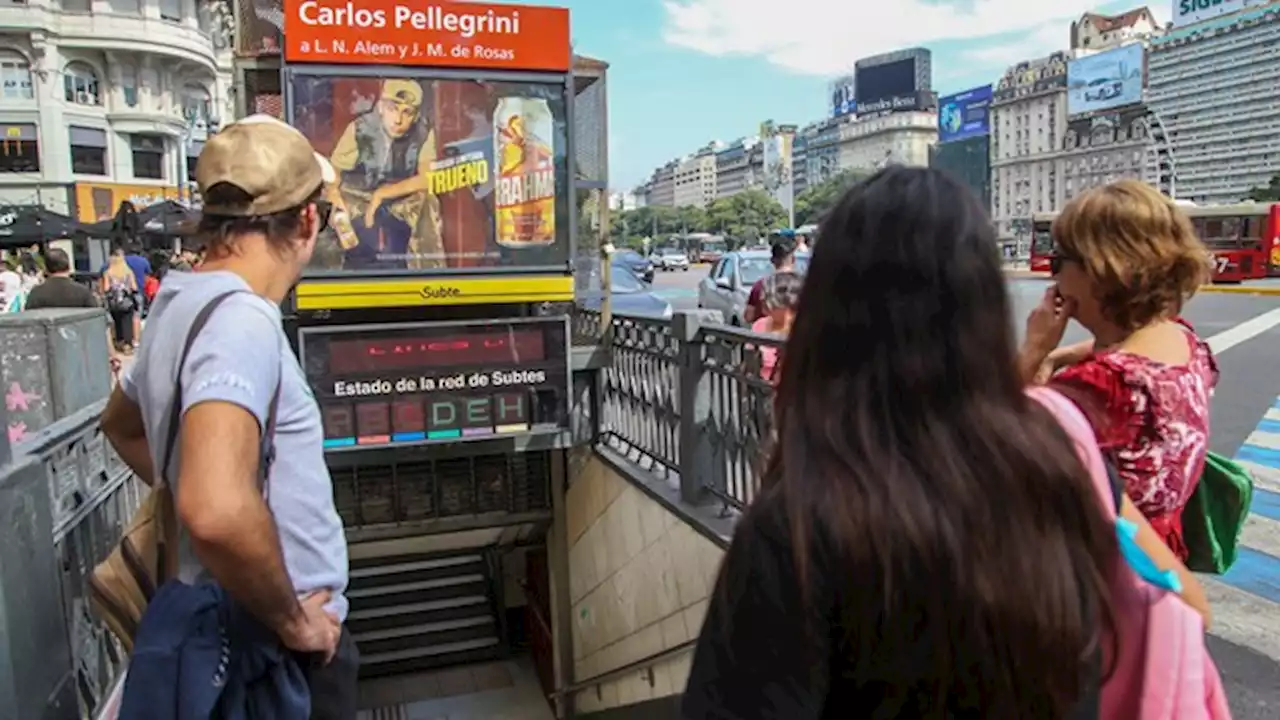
{"left": 1196, "top": 284, "right": 1280, "bottom": 296}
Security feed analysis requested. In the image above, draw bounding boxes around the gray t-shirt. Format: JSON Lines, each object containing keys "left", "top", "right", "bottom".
{"left": 121, "top": 270, "right": 349, "bottom": 621}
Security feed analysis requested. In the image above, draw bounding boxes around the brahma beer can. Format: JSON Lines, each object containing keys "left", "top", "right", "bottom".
{"left": 493, "top": 97, "right": 556, "bottom": 247}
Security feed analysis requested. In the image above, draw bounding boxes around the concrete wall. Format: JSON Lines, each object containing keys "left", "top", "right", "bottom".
{"left": 565, "top": 455, "right": 725, "bottom": 715}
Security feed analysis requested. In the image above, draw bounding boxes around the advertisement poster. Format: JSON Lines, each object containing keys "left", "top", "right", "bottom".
{"left": 1067, "top": 44, "right": 1145, "bottom": 116}
{"left": 73, "top": 182, "right": 181, "bottom": 224}
{"left": 759, "top": 122, "right": 796, "bottom": 223}
{"left": 938, "top": 85, "right": 993, "bottom": 144}
{"left": 289, "top": 74, "right": 570, "bottom": 274}
{"left": 282, "top": 0, "right": 570, "bottom": 71}
{"left": 830, "top": 75, "right": 855, "bottom": 119}
{"left": 1171, "top": 0, "right": 1255, "bottom": 28}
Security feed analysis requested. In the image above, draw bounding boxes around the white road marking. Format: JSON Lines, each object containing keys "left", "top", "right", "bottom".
{"left": 1205, "top": 307, "right": 1280, "bottom": 355}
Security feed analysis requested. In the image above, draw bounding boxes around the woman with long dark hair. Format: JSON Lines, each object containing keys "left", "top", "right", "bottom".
{"left": 681, "top": 167, "right": 1206, "bottom": 719}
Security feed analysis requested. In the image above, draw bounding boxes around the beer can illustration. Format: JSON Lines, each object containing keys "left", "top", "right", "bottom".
{"left": 493, "top": 97, "right": 556, "bottom": 247}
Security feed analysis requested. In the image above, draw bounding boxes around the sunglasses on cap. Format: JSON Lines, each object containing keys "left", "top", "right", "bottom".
{"left": 314, "top": 199, "right": 334, "bottom": 233}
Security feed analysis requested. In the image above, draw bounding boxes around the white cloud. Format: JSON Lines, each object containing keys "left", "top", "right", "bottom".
{"left": 660, "top": 0, "right": 1135, "bottom": 76}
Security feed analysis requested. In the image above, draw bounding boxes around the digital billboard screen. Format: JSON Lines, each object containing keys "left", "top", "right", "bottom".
{"left": 830, "top": 75, "right": 856, "bottom": 118}
{"left": 938, "top": 85, "right": 993, "bottom": 144}
{"left": 288, "top": 73, "right": 571, "bottom": 276}
{"left": 855, "top": 58, "right": 917, "bottom": 107}
{"left": 1066, "top": 44, "right": 1145, "bottom": 116}
{"left": 300, "top": 318, "right": 570, "bottom": 451}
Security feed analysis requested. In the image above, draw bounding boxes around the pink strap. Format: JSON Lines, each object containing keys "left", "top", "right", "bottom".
{"left": 1027, "top": 387, "right": 1117, "bottom": 520}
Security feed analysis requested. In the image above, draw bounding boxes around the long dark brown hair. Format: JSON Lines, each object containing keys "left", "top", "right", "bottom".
{"left": 766, "top": 166, "right": 1119, "bottom": 717}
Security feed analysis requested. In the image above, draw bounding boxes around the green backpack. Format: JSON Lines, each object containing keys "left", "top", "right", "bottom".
{"left": 1181, "top": 451, "right": 1254, "bottom": 574}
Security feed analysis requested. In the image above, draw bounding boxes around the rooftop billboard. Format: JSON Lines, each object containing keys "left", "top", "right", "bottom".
{"left": 1066, "top": 43, "right": 1145, "bottom": 116}
{"left": 1171, "top": 0, "right": 1256, "bottom": 28}
{"left": 830, "top": 74, "right": 855, "bottom": 119}
{"left": 938, "top": 85, "right": 992, "bottom": 144}
{"left": 854, "top": 48, "right": 931, "bottom": 116}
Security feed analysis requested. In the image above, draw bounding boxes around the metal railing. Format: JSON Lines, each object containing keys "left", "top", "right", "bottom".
{"left": 3, "top": 400, "right": 143, "bottom": 720}
{"left": 595, "top": 310, "right": 781, "bottom": 512}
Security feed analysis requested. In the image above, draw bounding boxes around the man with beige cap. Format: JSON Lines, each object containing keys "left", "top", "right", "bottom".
{"left": 330, "top": 78, "right": 444, "bottom": 270}
{"left": 100, "top": 115, "right": 358, "bottom": 718}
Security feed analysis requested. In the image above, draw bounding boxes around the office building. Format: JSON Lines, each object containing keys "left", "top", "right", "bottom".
{"left": 835, "top": 112, "right": 937, "bottom": 169}
{"left": 933, "top": 85, "right": 993, "bottom": 209}
{"left": 791, "top": 131, "right": 809, "bottom": 195}
{"left": 714, "top": 137, "right": 761, "bottom": 200}
{"left": 1148, "top": 3, "right": 1280, "bottom": 204}
{"left": 803, "top": 119, "right": 841, "bottom": 186}
{"left": 645, "top": 160, "right": 677, "bottom": 207}
{"left": 989, "top": 52, "right": 1070, "bottom": 238}
{"left": 0, "top": 0, "right": 233, "bottom": 222}
{"left": 671, "top": 145, "right": 719, "bottom": 208}
{"left": 1058, "top": 9, "right": 1162, "bottom": 203}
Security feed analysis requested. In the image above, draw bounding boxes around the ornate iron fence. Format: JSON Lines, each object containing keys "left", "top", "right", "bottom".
{"left": 593, "top": 310, "right": 781, "bottom": 512}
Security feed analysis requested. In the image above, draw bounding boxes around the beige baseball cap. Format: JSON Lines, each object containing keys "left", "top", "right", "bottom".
{"left": 196, "top": 114, "right": 336, "bottom": 216}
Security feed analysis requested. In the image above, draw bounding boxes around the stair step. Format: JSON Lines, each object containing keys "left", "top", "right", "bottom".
{"left": 347, "top": 574, "right": 485, "bottom": 600}
{"left": 347, "top": 595, "right": 488, "bottom": 622}
{"left": 353, "top": 615, "right": 494, "bottom": 643}
{"left": 349, "top": 554, "right": 483, "bottom": 580}
{"left": 360, "top": 636, "right": 501, "bottom": 666}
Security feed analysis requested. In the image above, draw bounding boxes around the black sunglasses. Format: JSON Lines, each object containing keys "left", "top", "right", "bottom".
{"left": 314, "top": 200, "right": 334, "bottom": 232}
{"left": 1049, "top": 248, "right": 1078, "bottom": 275}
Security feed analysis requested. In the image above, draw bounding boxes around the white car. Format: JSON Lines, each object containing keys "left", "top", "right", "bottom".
{"left": 650, "top": 248, "right": 690, "bottom": 271}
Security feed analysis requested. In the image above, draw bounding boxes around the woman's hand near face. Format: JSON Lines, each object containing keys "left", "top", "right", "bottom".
{"left": 1019, "top": 286, "right": 1077, "bottom": 383}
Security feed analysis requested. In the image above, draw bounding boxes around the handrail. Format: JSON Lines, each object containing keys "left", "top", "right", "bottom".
{"left": 550, "top": 638, "right": 697, "bottom": 699}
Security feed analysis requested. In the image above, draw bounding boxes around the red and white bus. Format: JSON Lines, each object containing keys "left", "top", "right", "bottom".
{"left": 1030, "top": 202, "right": 1280, "bottom": 282}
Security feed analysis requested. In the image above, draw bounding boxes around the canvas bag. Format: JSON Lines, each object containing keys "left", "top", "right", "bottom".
{"left": 1029, "top": 387, "right": 1231, "bottom": 720}
{"left": 90, "top": 291, "right": 282, "bottom": 652}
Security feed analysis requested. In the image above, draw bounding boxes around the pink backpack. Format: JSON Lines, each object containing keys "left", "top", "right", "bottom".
{"left": 1030, "top": 387, "right": 1231, "bottom": 719}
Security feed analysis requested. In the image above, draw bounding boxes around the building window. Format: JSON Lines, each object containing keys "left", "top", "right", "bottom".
{"left": 182, "top": 85, "right": 212, "bottom": 134}
{"left": 0, "top": 123, "right": 39, "bottom": 173}
{"left": 0, "top": 52, "right": 33, "bottom": 100}
{"left": 160, "top": 0, "right": 181, "bottom": 21}
{"left": 63, "top": 62, "right": 102, "bottom": 105}
{"left": 120, "top": 65, "right": 138, "bottom": 107}
{"left": 70, "top": 126, "right": 108, "bottom": 175}
{"left": 186, "top": 140, "right": 203, "bottom": 183}
{"left": 131, "top": 134, "right": 165, "bottom": 179}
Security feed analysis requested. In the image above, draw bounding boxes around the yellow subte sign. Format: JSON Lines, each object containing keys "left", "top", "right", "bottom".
{"left": 294, "top": 275, "right": 575, "bottom": 310}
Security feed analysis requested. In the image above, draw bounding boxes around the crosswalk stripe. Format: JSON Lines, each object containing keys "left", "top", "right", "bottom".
{"left": 1201, "top": 577, "right": 1280, "bottom": 660}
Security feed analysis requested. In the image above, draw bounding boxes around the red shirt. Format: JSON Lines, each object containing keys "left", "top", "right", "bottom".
{"left": 143, "top": 275, "right": 160, "bottom": 303}
{"left": 1052, "top": 321, "right": 1218, "bottom": 560}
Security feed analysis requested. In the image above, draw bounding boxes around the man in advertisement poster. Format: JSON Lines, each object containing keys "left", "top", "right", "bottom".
{"left": 329, "top": 79, "right": 444, "bottom": 271}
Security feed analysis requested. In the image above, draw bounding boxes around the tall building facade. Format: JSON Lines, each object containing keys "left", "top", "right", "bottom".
{"left": 1148, "top": 3, "right": 1280, "bottom": 204}
{"left": 933, "top": 84, "right": 993, "bottom": 209}
{"left": 836, "top": 112, "right": 937, "bottom": 169}
{"left": 714, "top": 137, "right": 760, "bottom": 200}
{"left": 1058, "top": 9, "right": 1162, "bottom": 204}
{"left": 0, "top": 0, "right": 233, "bottom": 221}
{"left": 989, "top": 52, "right": 1069, "bottom": 238}
{"left": 672, "top": 147, "right": 718, "bottom": 208}
{"left": 646, "top": 161, "right": 676, "bottom": 207}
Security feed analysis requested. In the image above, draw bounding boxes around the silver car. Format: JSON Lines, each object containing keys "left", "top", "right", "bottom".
{"left": 651, "top": 247, "right": 690, "bottom": 271}
{"left": 696, "top": 250, "right": 809, "bottom": 326}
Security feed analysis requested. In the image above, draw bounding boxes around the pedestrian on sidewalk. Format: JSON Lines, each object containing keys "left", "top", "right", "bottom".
{"left": 750, "top": 269, "right": 801, "bottom": 384}
{"left": 1019, "top": 179, "right": 1217, "bottom": 561}
{"left": 744, "top": 236, "right": 797, "bottom": 324}
{"left": 682, "top": 167, "right": 1211, "bottom": 719}
{"left": 100, "top": 114, "right": 357, "bottom": 719}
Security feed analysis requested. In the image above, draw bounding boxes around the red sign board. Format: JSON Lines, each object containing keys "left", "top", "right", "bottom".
{"left": 282, "top": 0, "right": 571, "bottom": 72}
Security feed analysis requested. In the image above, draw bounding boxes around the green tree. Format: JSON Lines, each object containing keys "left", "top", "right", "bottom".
{"left": 705, "top": 189, "right": 787, "bottom": 243}
{"left": 794, "top": 169, "right": 873, "bottom": 226}
{"left": 1246, "top": 173, "right": 1280, "bottom": 202}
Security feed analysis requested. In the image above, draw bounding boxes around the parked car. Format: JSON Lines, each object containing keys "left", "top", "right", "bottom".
{"left": 696, "top": 250, "right": 810, "bottom": 326}
{"left": 650, "top": 247, "right": 690, "bottom": 272}
{"left": 613, "top": 249, "right": 654, "bottom": 283}
{"left": 578, "top": 262, "right": 671, "bottom": 319}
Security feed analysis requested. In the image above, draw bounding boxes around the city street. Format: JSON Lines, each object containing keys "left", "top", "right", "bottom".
{"left": 650, "top": 268, "right": 1280, "bottom": 717}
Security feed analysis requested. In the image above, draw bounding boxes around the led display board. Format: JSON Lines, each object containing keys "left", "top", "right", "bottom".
{"left": 300, "top": 317, "right": 569, "bottom": 451}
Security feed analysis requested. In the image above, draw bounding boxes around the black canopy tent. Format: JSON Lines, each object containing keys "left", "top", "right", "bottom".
{"left": 0, "top": 205, "right": 86, "bottom": 248}
{"left": 82, "top": 199, "right": 199, "bottom": 243}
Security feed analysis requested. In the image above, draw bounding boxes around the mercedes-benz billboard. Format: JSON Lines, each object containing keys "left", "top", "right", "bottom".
{"left": 854, "top": 48, "right": 933, "bottom": 116}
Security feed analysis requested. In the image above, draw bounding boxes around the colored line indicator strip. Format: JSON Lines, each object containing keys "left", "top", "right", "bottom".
{"left": 392, "top": 432, "right": 426, "bottom": 442}
{"left": 324, "top": 438, "right": 357, "bottom": 449}
{"left": 496, "top": 423, "right": 529, "bottom": 434}
{"left": 427, "top": 429, "right": 461, "bottom": 440}
{"left": 358, "top": 435, "right": 390, "bottom": 445}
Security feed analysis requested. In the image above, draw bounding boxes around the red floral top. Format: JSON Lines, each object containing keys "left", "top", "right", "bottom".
{"left": 1052, "top": 321, "right": 1218, "bottom": 560}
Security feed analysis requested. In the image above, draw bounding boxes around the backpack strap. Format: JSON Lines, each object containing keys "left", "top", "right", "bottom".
{"left": 159, "top": 291, "right": 283, "bottom": 492}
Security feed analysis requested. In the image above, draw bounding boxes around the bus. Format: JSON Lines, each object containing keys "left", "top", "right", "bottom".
{"left": 1030, "top": 203, "right": 1280, "bottom": 282}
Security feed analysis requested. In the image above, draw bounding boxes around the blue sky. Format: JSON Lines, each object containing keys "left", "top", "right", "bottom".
{"left": 533, "top": 0, "right": 1162, "bottom": 190}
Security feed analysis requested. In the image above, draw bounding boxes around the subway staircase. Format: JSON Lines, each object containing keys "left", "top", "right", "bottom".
{"left": 347, "top": 550, "right": 506, "bottom": 679}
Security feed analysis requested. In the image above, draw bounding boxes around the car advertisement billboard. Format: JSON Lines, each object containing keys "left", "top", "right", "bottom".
{"left": 830, "top": 75, "right": 855, "bottom": 118}
{"left": 938, "top": 85, "right": 992, "bottom": 144}
{"left": 1067, "top": 44, "right": 1145, "bottom": 116}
